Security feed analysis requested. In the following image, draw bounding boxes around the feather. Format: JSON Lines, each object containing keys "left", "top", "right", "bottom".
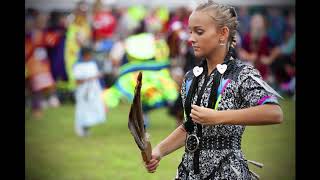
{"left": 128, "top": 72, "right": 152, "bottom": 162}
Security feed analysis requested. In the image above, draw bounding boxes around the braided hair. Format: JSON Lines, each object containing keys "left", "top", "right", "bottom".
{"left": 196, "top": 0, "right": 239, "bottom": 51}
{"left": 184, "top": 0, "right": 239, "bottom": 132}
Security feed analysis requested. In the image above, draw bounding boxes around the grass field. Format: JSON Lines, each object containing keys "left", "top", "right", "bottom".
{"left": 25, "top": 98, "right": 295, "bottom": 180}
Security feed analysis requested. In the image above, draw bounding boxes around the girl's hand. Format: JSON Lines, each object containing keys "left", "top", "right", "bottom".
{"left": 144, "top": 148, "right": 162, "bottom": 173}
{"left": 190, "top": 105, "right": 223, "bottom": 125}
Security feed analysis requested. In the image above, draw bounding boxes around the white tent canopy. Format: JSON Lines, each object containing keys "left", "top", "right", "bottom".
{"left": 26, "top": 0, "right": 295, "bottom": 12}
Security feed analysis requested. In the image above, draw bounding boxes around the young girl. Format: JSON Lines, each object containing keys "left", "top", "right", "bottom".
{"left": 73, "top": 47, "right": 106, "bottom": 137}
{"left": 145, "top": 1, "right": 283, "bottom": 179}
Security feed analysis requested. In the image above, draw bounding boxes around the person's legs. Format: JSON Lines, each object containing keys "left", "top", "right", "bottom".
{"left": 83, "top": 126, "right": 90, "bottom": 136}
{"left": 31, "top": 91, "right": 43, "bottom": 119}
{"left": 45, "top": 86, "right": 61, "bottom": 108}
{"left": 75, "top": 121, "right": 90, "bottom": 137}
{"left": 48, "top": 92, "right": 61, "bottom": 107}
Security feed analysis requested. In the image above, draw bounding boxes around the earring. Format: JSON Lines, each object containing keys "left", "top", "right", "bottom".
{"left": 219, "top": 39, "right": 225, "bottom": 46}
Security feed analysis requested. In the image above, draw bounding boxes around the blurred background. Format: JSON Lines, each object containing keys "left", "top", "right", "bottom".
{"left": 25, "top": 0, "right": 295, "bottom": 179}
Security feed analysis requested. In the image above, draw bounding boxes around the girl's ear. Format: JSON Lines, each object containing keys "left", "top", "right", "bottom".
{"left": 219, "top": 26, "right": 229, "bottom": 43}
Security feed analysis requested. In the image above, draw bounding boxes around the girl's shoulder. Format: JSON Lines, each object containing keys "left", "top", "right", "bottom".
{"left": 233, "top": 59, "right": 257, "bottom": 73}
{"left": 227, "top": 59, "right": 261, "bottom": 83}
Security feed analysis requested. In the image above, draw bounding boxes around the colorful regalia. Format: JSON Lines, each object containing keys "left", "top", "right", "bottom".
{"left": 102, "top": 33, "right": 178, "bottom": 112}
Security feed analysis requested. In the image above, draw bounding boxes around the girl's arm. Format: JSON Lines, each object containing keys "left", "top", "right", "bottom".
{"left": 190, "top": 104, "right": 283, "bottom": 125}
{"left": 145, "top": 125, "right": 187, "bottom": 173}
{"left": 154, "top": 125, "right": 186, "bottom": 158}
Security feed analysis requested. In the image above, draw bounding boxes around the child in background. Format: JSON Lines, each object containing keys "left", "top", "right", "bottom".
{"left": 73, "top": 47, "right": 106, "bottom": 137}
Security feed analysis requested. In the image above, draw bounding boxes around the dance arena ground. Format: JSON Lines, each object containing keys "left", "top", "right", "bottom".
{"left": 26, "top": 98, "right": 295, "bottom": 180}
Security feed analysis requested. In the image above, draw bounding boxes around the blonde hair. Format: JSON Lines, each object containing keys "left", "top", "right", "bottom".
{"left": 195, "top": 0, "right": 239, "bottom": 50}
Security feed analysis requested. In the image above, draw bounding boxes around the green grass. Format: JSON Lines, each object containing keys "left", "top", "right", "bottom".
{"left": 26, "top": 98, "right": 295, "bottom": 180}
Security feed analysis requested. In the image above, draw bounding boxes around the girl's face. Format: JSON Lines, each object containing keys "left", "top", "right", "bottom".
{"left": 188, "top": 10, "right": 221, "bottom": 58}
